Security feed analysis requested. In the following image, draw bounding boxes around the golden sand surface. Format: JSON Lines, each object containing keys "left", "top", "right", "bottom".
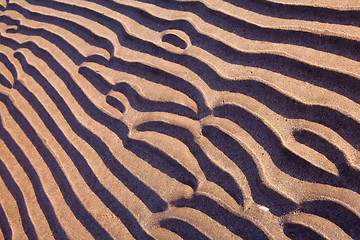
{"left": 0, "top": 0, "right": 360, "bottom": 239}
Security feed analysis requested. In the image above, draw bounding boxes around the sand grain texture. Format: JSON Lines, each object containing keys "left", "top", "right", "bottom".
{"left": 0, "top": 0, "right": 360, "bottom": 239}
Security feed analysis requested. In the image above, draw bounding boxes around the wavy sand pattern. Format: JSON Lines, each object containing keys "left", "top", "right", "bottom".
{"left": 0, "top": 0, "right": 360, "bottom": 239}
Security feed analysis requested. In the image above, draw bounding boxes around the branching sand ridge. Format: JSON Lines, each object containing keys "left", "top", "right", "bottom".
{"left": 0, "top": 0, "right": 360, "bottom": 239}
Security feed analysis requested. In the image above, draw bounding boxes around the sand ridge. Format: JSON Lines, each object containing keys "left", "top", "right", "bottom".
{"left": 0, "top": 0, "right": 360, "bottom": 239}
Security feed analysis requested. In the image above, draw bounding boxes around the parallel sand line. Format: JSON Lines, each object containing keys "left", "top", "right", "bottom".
{"left": 13, "top": 0, "right": 360, "bottom": 133}
{"left": 0, "top": 44, "right": 145, "bottom": 238}
{"left": 264, "top": 0, "right": 360, "bottom": 11}
{"left": 0, "top": 102, "right": 89, "bottom": 239}
{"left": 0, "top": 10, "right": 111, "bottom": 60}
{"left": 131, "top": 108, "right": 360, "bottom": 237}
{"left": 128, "top": 111, "right": 290, "bottom": 238}
{"left": 284, "top": 212, "right": 352, "bottom": 240}
{"left": 1, "top": 39, "right": 201, "bottom": 238}
{"left": 0, "top": 147, "right": 33, "bottom": 240}
{"left": 9, "top": 48, "right": 183, "bottom": 237}
{"left": 6, "top": 63, "right": 135, "bottom": 239}
{"left": 16, "top": 0, "right": 360, "bottom": 134}
{"left": 154, "top": 207, "right": 243, "bottom": 240}
{"left": 0, "top": 85, "right": 100, "bottom": 239}
{"left": 203, "top": 116, "right": 360, "bottom": 222}
{"left": 14, "top": 0, "right": 360, "bottom": 83}
{"left": 87, "top": 51, "right": 358, "bottom": 174}
{"left": 100, "top": 56, "right": 360, "bottom": 180}
{"left": 23, "top": 9, "right": 360, "bottom": 234}
{"left": 1, "top": 0, "right": 360, "bottom": 239}
{"left": 2, "top": 29, "right": 358, "bottom": 239}
{"left": 113, "top": 0, "right": 360, "bottom": 78}
{"left": 174, "top": 0, "right": 360, "bottom": 42}
{"left": 107, "top": 86, "right": 285, "bottom": 238}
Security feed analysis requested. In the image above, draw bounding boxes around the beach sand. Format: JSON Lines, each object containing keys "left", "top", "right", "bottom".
{"left": 0, "top": 0, "right": 360, "bottom": 239}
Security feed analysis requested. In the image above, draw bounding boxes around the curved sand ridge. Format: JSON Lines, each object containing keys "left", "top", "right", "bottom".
{"left": 0, "top": 0, "right": 360, "bottom": 239}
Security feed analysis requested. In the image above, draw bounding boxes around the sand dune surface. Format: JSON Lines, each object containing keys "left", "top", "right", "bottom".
{"left": 1, "top": 0, "right": 360, "bottom": 239}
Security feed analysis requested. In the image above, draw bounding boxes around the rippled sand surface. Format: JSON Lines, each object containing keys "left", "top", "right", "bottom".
{"left": 1, "top": 0, "right": 360, "bottom": 239}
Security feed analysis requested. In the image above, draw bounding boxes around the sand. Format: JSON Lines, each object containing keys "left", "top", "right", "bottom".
{"left": 0, "top": 0, "right": 360, "bottom": 239}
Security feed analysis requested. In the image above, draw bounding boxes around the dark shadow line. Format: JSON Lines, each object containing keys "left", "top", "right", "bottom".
{"left": 299, "top": 200, "right": 360, "bottom": 239}
{"left": 7, "top": 2, "right": 114, "bottom": 57}
{"left": 136, "top": 0, "right": 360, "bottom": 27}
{"left": 106, "top": 95, "right": 125, "bottom": 113}
{"left": 79, "top": 66, "right": 113, "bottom": 95}
{"left": 0, "top": 73, "right": 12, "bottom": 89}
{"left": 284, "top": 223, "right": 325, "bottom": 240}
{"left": 207, "top": 80, "right": 360, "bottom": 152}
{"left": 117, "top": 0, "right": 360, "bottom": 62}
{"left": 13, "top": 44, "right": 167, "bottom": 214}
{"left": 202, "top": 125, "right": 296, "bottom": 216}
{"left": 293, "top": 130, "right": 360, "bottom": 194}
{"left": 0, "top": 92, "right": 102, "bottom": 239}
{"left": 162, "top": 33, "right": 187, "bottom": 50}
{"left": 0, "top": 52, "right": 17, "bottom": 81}
{"left": 213, "top": 105, "right": 349, "bottom": 187}
{"left": 159, "top": 218, "right": 210, "bottom": 240}
{"left": 113, "top": 82, "right": 198, "bottom": 120}
{"left": 136, "top": 121, "right": 244, "bottom": 206}
{"left": 172, "top": 195, "right": 268, "bottom": 240}
{"left": 0, "top": 198, "right": 13, "bottom": 240}
{"left": 16, "top": 0, "right": 211, "bottom": 118}
{"left": 0, "top": 154, "right": 38, "bottom": 239}
{"left": 124, "top": 138, "right": 198, "bottom": 190}
{"left": 13, "top": 77, "right": 153, "bottom": 240}
{"left": 32, "top": 0, "right": 360, "bottom": 114}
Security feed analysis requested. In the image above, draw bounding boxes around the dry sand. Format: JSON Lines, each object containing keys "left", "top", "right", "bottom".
{"left": 0, "top": 0, "right": 360, "bottom": 239}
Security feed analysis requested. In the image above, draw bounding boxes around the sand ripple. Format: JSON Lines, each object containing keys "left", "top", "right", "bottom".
{"left": 1, "top": 0, "right": 360, "bottom": 239}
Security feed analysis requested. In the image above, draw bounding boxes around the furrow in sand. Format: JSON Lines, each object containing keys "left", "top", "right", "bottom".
{"left": 127, "top": 111, "right": 247, "bottom": 208}
{"left": 284, "top": 212, "right": 352, "bottom": 240}
{"left": 102, "top": 46, "right": 358, "bottom": 184}
{"left": 264, "top": 0, "right": 360, "bottom": 11}
{"left": 20, "top": 0, "right": 360, "bottom": 131}
{"left": 113, "top": 0, "right": 360, "bottom": 79}
{"left": 9, "top": 47, "right": 178, "bottom": 237}
{"left": 89, "top": 28, "right": 360, "bottom": 210}
{"left": 186, "top": 46, "right": 360, "bottom": 122}
{"left": 9, "top": 0, "right": 212, "bottom": 96}
{"left": 154, "top": 207, "right": 243, "bottom": 240}
{"left": 7, "top": 23, "right": 360, "bottom": 239}
{"left": 0, "top": 154, "right": 29, "bottom": 240}
{"left": 0, "top": 100, "right": 89, "bottom": 239}
{"left": 1, "top": 0, "right": 360, "bottom": 239}
{"left": 16, "top": 0, "right": 356, "bottom": 112}
{"left": 129, "top": 129, "right": 252, "bottom": 203}
{"left": 8, "top": 0, "right": 357, "bottom": 81}
{"left": 0, "top": 31, "right": 119, "bottom": 120}
{"left": 130, "top": 111, "right": 289, "bottom": 238}
{"left": 107, "top": 3, "right": 360, "bottom": 116}
{"left": 9, "top": 56, "right": 136, "bottom": 239}
{"left": 203, "top": 116, "right": 360, "bottom": 222}
{"left": 0, "top": 61, "right": 14, "bottom": 86}
{"left": 0, "top": 205, "right": 8, "bottom": 240}
{"left": 9, "top": 0, "right": 119, "bottom": 55}
{"left": 80, "top": 62, "right": 198, "bottom": 113}
{"left": 172, "top": 0, "right": 360, "bottom": 42}
{"left": 2, "top": 34, "right": 199, "bottom": 238}
{"left": 0, "top": 9, "right": 110, "bottom": 60}
{"left": 0, "top": 43, "right": 127, "bottom": 239}
{"left": 209, "top": 0, "right": 360, "bottom": 24}
{"left": 216, "top": 92, "right": 360, "bottom": 174}
{"left": 129, "top": 129, "right": 247, "bottom": 215}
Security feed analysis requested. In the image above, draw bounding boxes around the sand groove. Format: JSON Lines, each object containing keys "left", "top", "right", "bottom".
{"left": 1, "top": 0, "right": 360, "bottom": 239}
